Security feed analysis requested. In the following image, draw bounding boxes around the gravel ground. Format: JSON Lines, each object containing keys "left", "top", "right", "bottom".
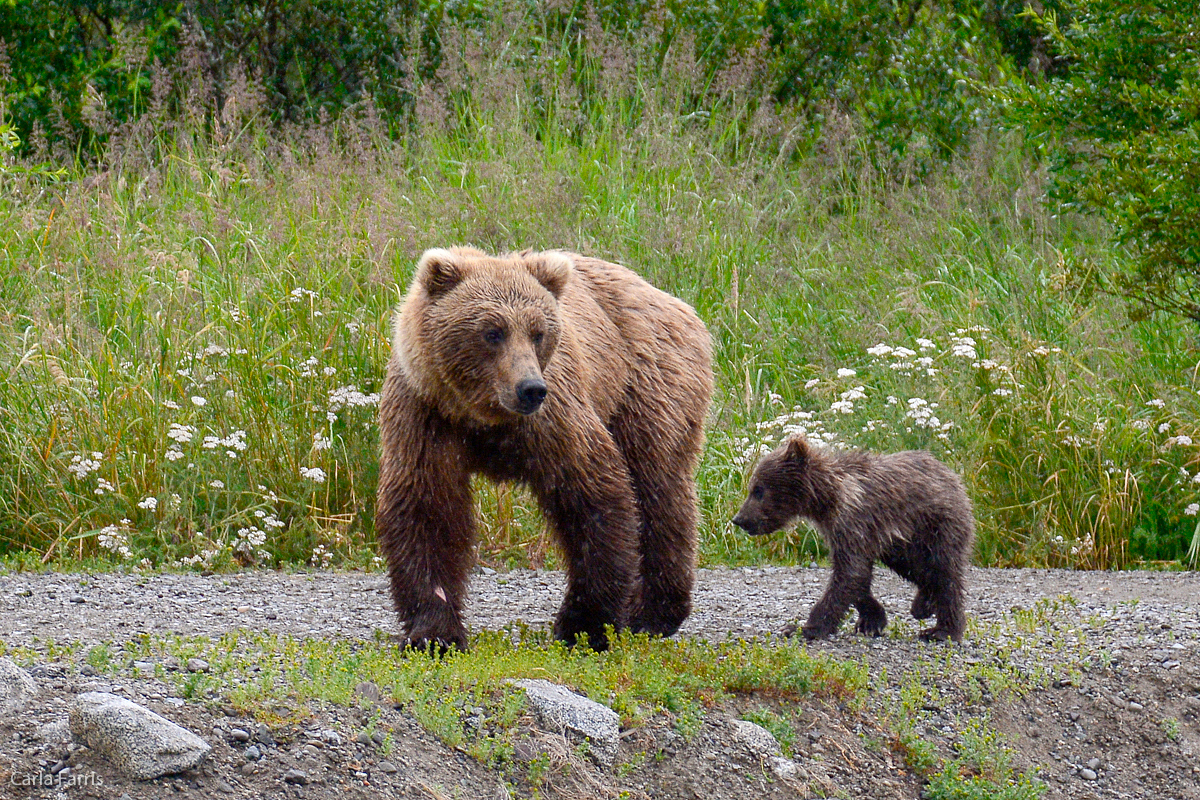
{"left": 1, "top": 565, "right": 1198, "bottom": 799}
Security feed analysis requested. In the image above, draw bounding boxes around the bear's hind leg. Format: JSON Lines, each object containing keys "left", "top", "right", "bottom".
{"left": 911, "top": 588, "right": 934, "bottom": 620}
{"left": 917, "top": 575, "right": 967, "bottom": 642}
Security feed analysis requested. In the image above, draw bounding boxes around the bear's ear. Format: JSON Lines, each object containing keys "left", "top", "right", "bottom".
{"left": 524, "top": 251, "right": 573, "bottom": 298}
{"left": 416, "top": 248, "right": 465, "bottom": 297}
{"left": 782, "top": 435, "right": 809, "bottom": 463}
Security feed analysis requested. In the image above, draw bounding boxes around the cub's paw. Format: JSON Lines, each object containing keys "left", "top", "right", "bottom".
{"left": 855, "top": 614, "right": 887, "bottom": 638}
{"left": 917, "top": 626, "right": 959, "bottom": 643}
{"left": 800, "top": 623, "right": 836, "bottom": 641}
{"left": 910, "top": 590, "right": 935, "bottom": 620}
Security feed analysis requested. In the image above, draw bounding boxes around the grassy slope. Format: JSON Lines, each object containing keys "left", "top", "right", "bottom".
{"left": 1, "top": 14, "right": 1198, "bottom": 572}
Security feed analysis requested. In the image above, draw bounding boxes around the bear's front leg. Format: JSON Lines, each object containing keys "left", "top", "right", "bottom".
{"left": 376, "top": 374, "right": 477, "bottom": 652}
{"left": 801, "top": 550, "right": 873, "bottom": 640}
{"left": 533, "top": 420, "right": 641, "bottom": 652}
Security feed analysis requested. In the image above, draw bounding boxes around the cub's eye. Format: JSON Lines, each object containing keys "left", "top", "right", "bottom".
{"left": 750, "top": 485, "right": 764, "bottom": 501}
{"left": 484, "top": 328, "right": 504, "bottom": 345}
{"left": 531, "top": 332, "right": 544, "bottom": 347}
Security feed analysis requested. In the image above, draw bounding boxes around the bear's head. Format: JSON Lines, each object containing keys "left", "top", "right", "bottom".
{"left": 394, "top": 247, "right": 573, "bottom": 425}
{"left": 732, "top": 435, "right": 839, "bottom": 535}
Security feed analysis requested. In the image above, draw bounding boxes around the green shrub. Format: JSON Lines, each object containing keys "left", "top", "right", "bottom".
{"left": 1001, "top": 0, "right": 1200, "bottom": 323}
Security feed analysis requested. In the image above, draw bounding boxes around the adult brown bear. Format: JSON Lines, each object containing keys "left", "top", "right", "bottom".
{"left": 376, "top": 247, "right": 713, "bottom": 651}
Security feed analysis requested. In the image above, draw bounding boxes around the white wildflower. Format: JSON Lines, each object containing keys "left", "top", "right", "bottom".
{"left": 68, "top": 454, "right": 102, "bottom": 479}
{"left": 300, "top": 466, "right": 327, "bottom": 483}
{"left": 162, "top": 400, "right": 181, "bottom": 410}
{"left": 804, "top": 379, "right": 821, "bottom": 390}
{"left": 1186, "top": 503, "right": 1200, "bottom": 517}
{"left": 1131, "top": 419, "right": 1151, "bottom": 431}
{"left": 866, "top": 344, "right": 893, "bottom": 357}
{"left": 992, "top": 388, "right": 1012, "bottom": 397}
{"left": 916, "top": 338, "right": 935, "bottom": 351}
{"left": 190, "top": 396, "right": 207, "bottom": 407}
{"left": 836, "top": 368, "right": 857, "bottom": 378}
{"left": 209, "top": 480, "right": 225, "bottom": 489}
{"left": 94, "top": 477, "right": 115, "bottom": 495}
{"left": 950, "top": 336, "right": 977, "bottom": 360}
{"left": 829, "top": 400, "right": 855, "bottom": 414}
{"left": 167, "top": 423, "right": 196, "bottom": 443}
{"left": 137, "top": 496, "right": 158, "bottom": 511}
{"left": 313, "top": 432, "right": 332, "bottom": 451}
{"left": 840, "top": 386, "right": 866, "bottom": 402}
{"left": 1146, "top": 398, "right": 1166, "bottom": 409}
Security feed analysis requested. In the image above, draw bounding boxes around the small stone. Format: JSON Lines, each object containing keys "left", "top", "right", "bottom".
{"left": 355, "top": 681, "right": 382, "bottom": 704}
{"left": 70, "top": 595, "right": 86, "bottom": 604}
{"left": 319, "top": 729, "right": 342, "bottom": 746}
{"left": 1086, "top": 757, "right": 1101, "bottom": 771}
{"left": 378, "top": 761, "right": 398, "bottom": 773}
{"left": 80, "top": 664, "right": 99, "bottom": 677}
{"left": 1128, "top": 701, "right": 1144, "bottom": 711}
{"left": 17, "top": 589, "right": 32, "bottom": 597}
{"left": 255, "top": 722, "right": 275, "bottom": 746}
{"left": 1080, "top": 768, "right": 1097, "bottom": 781}
{"left": 245, "top": 745, "right": 261, "bottom": 761}
{"left": 283, "top": 768, "right": 308, "bottom": 785}
{"left": 1068, "top": 711, "right": 1080, "bottom": 722}
{"left": 230, "top": 728, "right": 251, "bottom": 743}
{"left": 357, "top": 731, "right": 372, "bottom": 746}
{"left": 132, "top": 661, "right": 156, "bottom": 673}
{"left": 302, "top": 745, "right": 321, "bottom": 759}
{"left": 186, "top": 658, "right": 209, "bottom": 673}
{"left": 240, "top": 763, "right": 257, "bottom": 776}
{"left": 265, "top": 611, "right": 277, "bottom": 620}
{"left": 215, "top": 780, "right": 235, "bottom": 793}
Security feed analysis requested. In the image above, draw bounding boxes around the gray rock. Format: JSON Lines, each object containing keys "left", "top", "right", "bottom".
{"left": 769, "top": 755, "right": 800, "bottom": 779}
{"left": 0, "top": 657, "right": 38, "bottom": 715}
{"left": 513, "top": 679, "right": 620, "bottom": 767}
{"left": 378, "top": 760, "right": 398, "bottom": 773}
{"left": 1087, "top": 757, "right": 1101, "bottom": 771}
{"left": 69, "top": 691, "right": 211, "bottom": 780}
{"left": 255, "top": 722, "right": 275, "bottom": 746}
{"left": 319, "top": 729, "right": 342, "bottom": 746}
{"left": 731, "top": 720, "right": 782, "bottom": 759}
{"left": 355, "top": 681, "right": 382, "bottom": 704}
{"left": 185, "top": 658, "right": 209, "bottom": 673}
{"left": 36, "top": 717, "right": 72, "bottom": 743}
{"left": 230, "top": 728, "right": 251, "bottom": 742}
{"left": 245, "top": 744, "right": 261, "bottom": 761}
{"left": 283, "top": 768, "right": 308, "bottom": 785}
{"left": 1080, "top": 768, "right": 1098, "bottom": 781}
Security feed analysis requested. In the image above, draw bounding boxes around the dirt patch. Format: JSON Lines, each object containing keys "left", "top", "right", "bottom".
{"left": 0, "top": 566, "right": 1197, "bottom": 799}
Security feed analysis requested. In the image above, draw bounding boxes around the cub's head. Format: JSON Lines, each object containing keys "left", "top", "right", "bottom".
{"left": 732, "top": 435, "right": 835, "bottom": 536}
{"left": 395, "top": 247, "right": 572, "bottom": 425}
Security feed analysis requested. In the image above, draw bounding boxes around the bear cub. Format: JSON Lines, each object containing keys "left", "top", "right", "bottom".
{"left": 733, "top": 435, "right": 973, "bottom": 642}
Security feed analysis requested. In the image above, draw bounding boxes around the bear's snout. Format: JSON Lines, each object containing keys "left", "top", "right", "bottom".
{"left": 515, "top": 377, "right": 548, "bottom": 415}
{"left": 731, "top": 511, "right": 758, "bottom": 536}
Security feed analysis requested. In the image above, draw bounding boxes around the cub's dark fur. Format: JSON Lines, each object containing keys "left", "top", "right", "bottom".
{"left": 733, "top": 435, "right": 973, "bottom": 642}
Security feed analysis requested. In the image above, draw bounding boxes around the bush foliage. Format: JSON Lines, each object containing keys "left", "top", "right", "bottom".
{"left": 2, "top": 0, "right": 1199, "bottom": 571}
{"left": 1002, "top": 0, "right": 1200, "bottom": 323}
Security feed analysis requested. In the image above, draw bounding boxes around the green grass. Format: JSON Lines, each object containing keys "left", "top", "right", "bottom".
{"left": 1, "top": 3, "right": 1198, "bottom": 571}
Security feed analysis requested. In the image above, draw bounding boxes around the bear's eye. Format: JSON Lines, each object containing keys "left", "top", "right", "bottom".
{"left": 750, "top": 485, "right": 764, "bottom": 501}
{"left": 531, "top": 331, "right": 544, "bottom": 347}
{"left": 484, "top": 328, "right": 505, "bottom": 345}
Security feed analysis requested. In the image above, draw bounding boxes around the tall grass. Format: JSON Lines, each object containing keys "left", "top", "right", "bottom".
{"left": 1, "top": 3, "right": 1197, "bottom": 571}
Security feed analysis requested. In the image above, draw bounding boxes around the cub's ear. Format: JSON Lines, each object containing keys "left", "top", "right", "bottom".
{"left": 782, "top": 435, "right": 809, "bottom": 462}
{"left": 416, "top": 248, "right": 464, "bottom": 297}
{"left": 523, "top": 251, "right": 573, "bottom": 298}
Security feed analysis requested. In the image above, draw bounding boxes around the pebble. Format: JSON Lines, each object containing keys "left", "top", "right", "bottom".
{"left": 185, "top": 658, "right": 209, "bottom": 673}
{"left": 1081, "top": 768, "right": 1098, "bottom": 780}
{"left": 1128, "top": 701, "right": 1144, "bottom": 711}
{"left": 378, "top": 760, "right": 398, "bottom": 773}
{"left": 320, "top": 729, "right": 342, "bottom": 746}
{"left": 70, "top": 595, "right": 85, "bottom": 604}
{"left": 1087, "top": 758, "right": 1101, "bottom": 770}
{"left": 215, "top": 780, "right": 235, "bottom": 793}
{"left": 230, "top": 728, "right": 251, "bottom": 742}
{"left": 245, "top": 745, "right": 261, "bottom": 761}
{"left": 355, "top": 681, "right": 382, "bottom": 704}
{"left": 256, "top": 722, "right": 275, "bottom": 746}
{"left": 357, "top": 731, "right": 372, "bottom": 746}
{"left": 283, "top": 768, "right": 309, "bottom": 785}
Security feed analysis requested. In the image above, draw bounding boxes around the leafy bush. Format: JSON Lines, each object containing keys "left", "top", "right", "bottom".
{"left": 1001, "top": 0, "right": 1200, "bottom": 323}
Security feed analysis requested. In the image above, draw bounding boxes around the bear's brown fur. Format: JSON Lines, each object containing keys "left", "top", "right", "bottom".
{"left": 732, "top": 435, "right": 973, "bottom": 642}
{"left": 376, "top": 247, "right": 713, "bottom": 651}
